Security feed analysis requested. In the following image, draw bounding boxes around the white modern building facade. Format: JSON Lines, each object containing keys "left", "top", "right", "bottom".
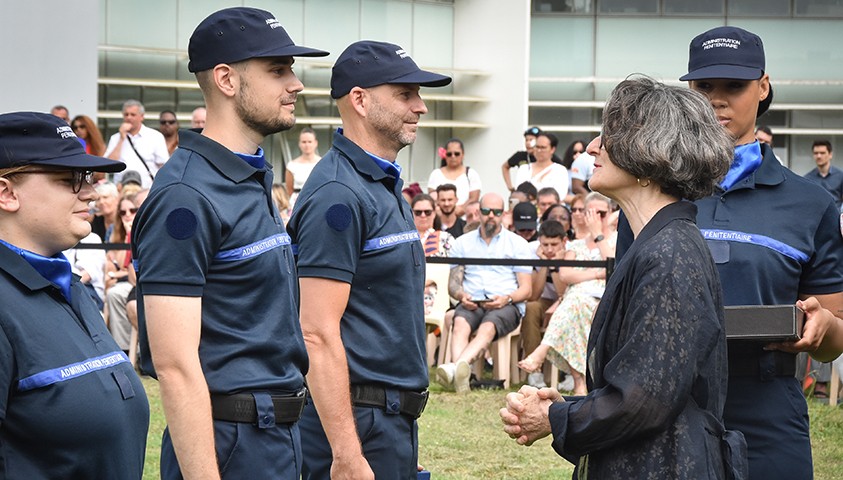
{"left": 2, "top": 0, "right": 842, "bottom": 191}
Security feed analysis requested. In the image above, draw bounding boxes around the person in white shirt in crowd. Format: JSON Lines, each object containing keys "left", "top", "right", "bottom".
{"left": 285, "top": 127, "right": 321, "bottom": 208}
{"left": 104, "top": 100, "right": 169, "bottom": 188}
{"left": 514, "top": 132, "right": 569, "bottom": 198}
{"left": 437, "top": 193, "right": 533, "bottom": 393}
{"left": 427, "top": 138, "right": 481, "bottom": 216}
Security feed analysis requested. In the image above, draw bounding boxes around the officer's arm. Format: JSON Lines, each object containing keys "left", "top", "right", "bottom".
{"left": 299, "top": 277, "right": 375, "bottom": 480}
{"left": 797, "top": 292, "right": 843, "bottom": 361}
{"left": 145, "top": 295, "right": 221, "bottom": 480}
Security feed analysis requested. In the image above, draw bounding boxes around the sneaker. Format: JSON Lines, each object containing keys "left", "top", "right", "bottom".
{"left": 454, "top": 360, "right": 471, "bottom": 394}
{"left": 558, "top": 375, "right": 575, "bottom": 392}
{"left": 436, "top": 363, "right": 456, "bottom": 388}
{"left": 527, "top": 372, "right": 547, "bottom": 389}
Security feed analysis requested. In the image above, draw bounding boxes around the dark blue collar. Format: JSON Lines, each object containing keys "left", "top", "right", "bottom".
{"left": 0, "top": 239, "right": 73, "bottom": 303}
{"left": 336, "top": 128, "right": 402, "bottom": 179}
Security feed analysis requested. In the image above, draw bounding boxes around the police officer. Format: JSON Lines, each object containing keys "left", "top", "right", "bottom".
{"left": 618, "top": 26, "right": 843, "bottom": 479}
{"left": 0, "top": 112, "right": 149, "bottom": 478}
{"left": 287, "top": 41, "right": 451, "bottom": 479}
{"left": 131, "top": 7, "right": 327, "bottom": 479}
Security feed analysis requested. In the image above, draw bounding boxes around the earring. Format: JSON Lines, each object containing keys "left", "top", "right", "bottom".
{"left": 637, "top": 178, "right": 651, "bottom": 188}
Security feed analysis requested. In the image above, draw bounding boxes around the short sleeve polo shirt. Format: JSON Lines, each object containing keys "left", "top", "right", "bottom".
{"left": 448, "top": 228, "right": 534, "bottom": 315}
{"left": 132, "top": 130, "right": 307, "bottom": 395}
{"left": 0, "top": 246, "right": 148, "bottom": 478}
{"left": 287, "top": 131, "right": 427, "bottom": 391}
{"left": 696, "top": 143, "right": 843, "bottom": 307}
{"left": 804, "top": 165, "right": 843, "bottom": 211}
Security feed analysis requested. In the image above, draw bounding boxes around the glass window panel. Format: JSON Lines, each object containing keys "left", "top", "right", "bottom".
{"left": 595, "top": 18, "right": 715, "bottom": 80}
{"left": 664, "top": 0, "right": 723, "bottom": 15}
{"left": 528, "top": 107, "right": 594, "bottom": 126}
{"left": 103, "top": 52, "right": 178, "bottom": 80}
{"left": 734, "top": 19, "right": 843, "bottom": 89}
{"left": 412, "top": 3, "right": 454, "bottom": 68}
{"left": 795, "top": 0, "right": 843, "bottom": 16}
{"left": 105, "top": 0, "right": 177, "bottom": 48}
{"left": 362, "top": 0, "right": 413, "bottom": 50}
{"left": 533, "top": 0, "right": 594, "bottom": 13}
{"left": 176, "top": 0, "right": 241, "bottom": 52}
{"left": 598, "top": 0, "right": 657, "bottom": 14}
{"left": 305, "top": 0, "right": 360, "bottom": 63}
{"left": 530, "top": 17, "right": 594, "bottom": 78}
{"left": 728, "top": 0, "right": 789, "bottom": 16}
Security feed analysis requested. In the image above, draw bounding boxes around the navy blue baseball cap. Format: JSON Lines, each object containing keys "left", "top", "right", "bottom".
{"left": 330, "top": 40, "right": 452, "bottom": 99}
{"left": 188, "top": 7, "right": 328, "bottom": 73}
{"left": 679, "top": 26, "right": 765, "bottom": 81}
{"left": 524, "top": 126, "right": 541, "bottom": 137}
{"left": 0, "top": 112, "right": 125, "bottom": 172}
{"left": 512, "top": 202, "right": 538, "bottom": 230}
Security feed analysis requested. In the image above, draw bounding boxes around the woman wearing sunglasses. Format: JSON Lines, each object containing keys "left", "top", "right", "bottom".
{"left": 105, "top": 191, "right": 141, "bottom": 356}
{"left": 427, "top": 138, "right": 481, "bottom": 217}
{"left": 0, "top": 112, "right": 148, "bottom": 478}
{"left": 411, "top": 193, "right": 453, "bottom": 258}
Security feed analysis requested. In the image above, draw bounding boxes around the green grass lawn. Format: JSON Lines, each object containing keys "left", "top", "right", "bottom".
{"left": 140, "top": 376, "right": 843, "bottom": 479}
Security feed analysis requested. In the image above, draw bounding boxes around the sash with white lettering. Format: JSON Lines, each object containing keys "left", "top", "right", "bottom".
{"left": 17, "top": 351, "right": 130, "bottom": 391}
{"left": 701, "top": 229, "right": 809, "bottom": 263}
{"left": 215, "top": 233, "right": 291, "bottom": 262}
{"left": 362, "top": 230, "right": 421, "bottom": 252}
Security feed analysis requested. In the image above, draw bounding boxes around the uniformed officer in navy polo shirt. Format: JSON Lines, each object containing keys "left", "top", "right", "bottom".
{"left": 131, "top": 7, "right": 327, "bottom": 480}
{"left": 617, "top": 26, "right": 843, "bottom": 479}
{"left": 0, "top": 112, "right": 149, "bottom": 479}
{"left": 287, "top": 41, "right": 451, "bottom": 479}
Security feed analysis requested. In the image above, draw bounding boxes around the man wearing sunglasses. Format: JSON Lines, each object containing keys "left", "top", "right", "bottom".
{"left": 157, "top": 110, "right": 179, "bottom": 156}
{"left": 437, "top": 193, "right": 533, "bottom": 394}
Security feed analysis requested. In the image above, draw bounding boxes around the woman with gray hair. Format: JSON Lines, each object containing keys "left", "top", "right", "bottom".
{"left": 501, "top": 76, "right": 747, "bottom": 479}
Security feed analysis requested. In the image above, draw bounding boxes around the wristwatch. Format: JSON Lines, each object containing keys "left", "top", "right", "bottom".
{"left": 506, "top": 295, "right": 513, "bottom": 304}
{"left": 594, "top": 234, "right": 605, "bottom": 243}
{"left": 548, "top": 266, "right": 559, "bottom": 273}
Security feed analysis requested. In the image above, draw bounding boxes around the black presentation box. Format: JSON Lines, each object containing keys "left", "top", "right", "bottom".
{"left": 724, "top": 305, "right": 803, "bottom": 341}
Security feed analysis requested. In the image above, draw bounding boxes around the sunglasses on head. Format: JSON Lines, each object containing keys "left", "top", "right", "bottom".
{"left": 480, "top": 207, "right": 503, "bottom": 217}
{"left": 413, "top": 209, "right": 434, "bottom": 217}
{"left": 119, "top": 207, "right": 139, "bottom": 217}
{"left": 445, "top": 151, "right": 462, "bottom": 157}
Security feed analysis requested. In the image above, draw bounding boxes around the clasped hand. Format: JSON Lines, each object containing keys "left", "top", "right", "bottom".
{"left": 499, "top": 385, "right": 562, "bottom": 446}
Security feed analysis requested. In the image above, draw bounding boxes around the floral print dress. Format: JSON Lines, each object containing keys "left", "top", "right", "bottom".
{"left": 542, "top": 238, "right": 606, "bottom": 374}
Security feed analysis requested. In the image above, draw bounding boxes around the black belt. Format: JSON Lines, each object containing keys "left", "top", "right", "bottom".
{"left": 350, "top": 384, "right": 428, "bottom": 419}
{"left": 728, "top": 348, "right": 796, "bottom": 378}
{"left": 210, "top": 389, "right": 306, "bottom": 424}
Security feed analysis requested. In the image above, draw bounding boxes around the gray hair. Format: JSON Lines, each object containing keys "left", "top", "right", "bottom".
{"left": 601, "top": 76, "right": 732, "bottom": 200}
{"left": 122, "top": 99, "right": 145, "bottom": 114}
{"left": 95, "top": 182, "right": 118, "bottom": 198}
{"left": 585, "top": 191, "right": 612, "bottom": 208}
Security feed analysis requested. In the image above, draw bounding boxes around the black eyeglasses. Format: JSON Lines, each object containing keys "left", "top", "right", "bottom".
{"left": 480, "top": 207, "right": 503, "bottom": 217}
{"left": 413, "top": 209, "right": 434, "bottom": 217}
{"left": 445, "top": 151, "right": 462, "bottom": 157}
{"left": 159, "top": 119, "right": 177, "bottom": 125}
{"left": 119, "top": 207, "right": 139, "bottom": 217}
{"left": 597, "top": 211, "right": 608, "bottom": 218}
{"left": 4, "top": 169, "right": 93, "bottom": 193}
